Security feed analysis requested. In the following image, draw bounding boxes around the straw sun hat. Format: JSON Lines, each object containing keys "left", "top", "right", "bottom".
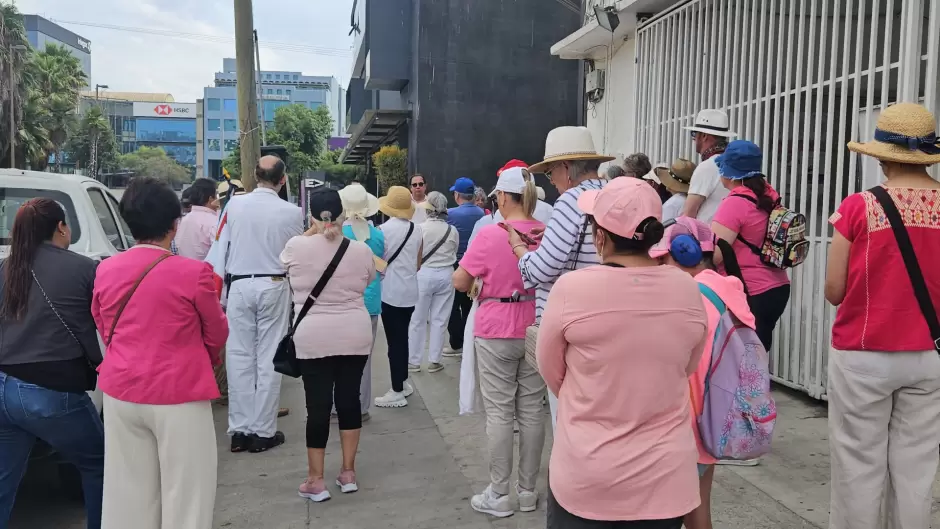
{"left": 339, "top": 183, "right": 380, "bottom": 219}
{"left": 848, "top": 103, "right": 940, "bottom": 165}
{"left": 528, "top": 126, "right": 615, "bottom": 174}
{"left": 654, "top": 159, "right": 696, "bottom": 194}
{"left": 378, "top": 185, "right": 415, "bottom": 219}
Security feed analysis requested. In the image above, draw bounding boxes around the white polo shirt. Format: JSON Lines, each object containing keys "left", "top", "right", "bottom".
{"left": 225, "top": 187, "right": 304, "bottom": 275}
{"left": 379, "top": 217, "right": 424, "bottom": 307}
{"left": 686, "top": 157, "right": 729, "bottom": 223}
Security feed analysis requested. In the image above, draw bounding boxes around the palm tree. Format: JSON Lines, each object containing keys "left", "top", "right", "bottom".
{"left": 18, "top": 87, "right": 51, "bottom": 169}
{"left": 0, "top": 3, "right": 31, "bottom": 167}
{"left": 31, "top": 45, "right": 86, "bottom": 171}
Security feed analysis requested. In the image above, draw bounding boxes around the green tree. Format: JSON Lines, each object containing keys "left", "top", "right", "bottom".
{"left": 0, "top": 3, "right": 31, "bottom": 167}
{"left": 316, "top": 148, "right": 363, "bottom": 184}
{"left": 31, "top": 44, "right": 86, "bottom": 171}
{"left": 65, "top": 107, "right": 120, "bottom": 176}
{"left": 372, "top": 144, "right": 408, "bottom": 193}
{"left": 118, "top": 146, "right": 190, "bottom": 185}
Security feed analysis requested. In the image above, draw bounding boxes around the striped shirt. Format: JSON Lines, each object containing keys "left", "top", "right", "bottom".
{"left": 518, "top": 178, "right": 606, "bottom": 319}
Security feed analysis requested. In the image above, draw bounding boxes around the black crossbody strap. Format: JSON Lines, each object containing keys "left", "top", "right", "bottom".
{"left": 387, "top": 222, "right": 414, "bottom": 266}
{"left": 31, "top": 270, "right": 96, "bottom": 366}
{"left": 869, "top": 186, "right": 940, "bottom": 353}
{"left": 717, "top": 238, "right": 749, "bottom": 297}
{"left": 731, "top": 193, "right": 766, "bottom": 256}
{"left": 422, "top": 225, "right": 453, "bottom": 264}
{"left": 288, "top": 238, "right": 350, "bottom": 337}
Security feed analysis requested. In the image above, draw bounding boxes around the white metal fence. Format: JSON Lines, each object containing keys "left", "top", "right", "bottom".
{"left": 634, "top": 0, "right": 940, "bottom": 399}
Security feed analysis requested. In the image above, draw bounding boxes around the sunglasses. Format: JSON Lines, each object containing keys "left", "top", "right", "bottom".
{"left": 689, "top": 131, "right": 698, "bottom": 139}
{"left": 411, "top": 182, "right": 425, "bottom": 188}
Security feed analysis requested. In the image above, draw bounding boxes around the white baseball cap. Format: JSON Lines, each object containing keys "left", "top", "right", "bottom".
{"left": 489, "top": 167, "right": 530, "bottom": 196}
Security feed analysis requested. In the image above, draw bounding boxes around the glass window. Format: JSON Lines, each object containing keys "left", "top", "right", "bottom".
{"left": 223, "top": 139, "right": 238, "bottom": 153}
{"left": 275, "top": 74, "right": 281, "bottom": 80}
{"left": 265, "top": 74, "right": 271, "bottom": 80}
{"left": 87, "top": 188, "right": 125, "bottom": 250}
{"left": 223, "top": 119, "right": 237, "bottom": 132}
{"left": 157, "top": 144, "right": 197, "bottom": 167}
{"left": 293, "top": 74, "right": 299, "bottom": 80}
{"left": 276, "top": 89, "right": 282, "bottom": 95}
{"left": 208, "top": 139, "right": 220, "bottom": 152}
{"left": 286, "top": 89, "right": 291, "bottom": 97}
{"left": 0, "top": 188, "right": 80, "bottom": 245}
{"left": 208, "top": 119, "right": 220, "bottom": 131}
{"left": 263, "top": 100, "right": 289, "bottom": 118}
{"left": 105, "top": 191, "right": 135, "bottom": 249}
{"left": 135, "top": 118, "right": 196, "bottom": 143}
{"left": 223, "top": 99, "right": 237, "bottom": 112}
{"left": 267, "top": 89, "right": 273, "bottom": 94}
{"left": 207, "top": 98, "right": 221, "bottom": 111}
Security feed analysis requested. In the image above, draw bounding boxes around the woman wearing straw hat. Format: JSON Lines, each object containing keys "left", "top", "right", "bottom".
{"left": 375, "top": 186, "right": 424, "bottom": 408}
{"left": 825, "top": 102, "right": 940, "bottom": 529}
{"left": 655, "top": 159, "right": 696, "bottom": 222}
{"left": 339, "top": 183, "right": 385, "bottom": 421}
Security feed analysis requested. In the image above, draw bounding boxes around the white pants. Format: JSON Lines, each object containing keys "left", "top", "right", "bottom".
{"left": 101, "top": 395, "right": 217, "bottom": 529}
{"left": 408, "top": 266, "right": 455, "bottom": 366}
{"left": 828, "top": 348, "right": 940, "bottom": 529}
{"left": 226, "top": 277, "right": 291, "bottom": 438}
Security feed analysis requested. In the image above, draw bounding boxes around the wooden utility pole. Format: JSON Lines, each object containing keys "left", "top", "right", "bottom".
{"left": 234, "top": 0, "right": 260, "bottom": 190}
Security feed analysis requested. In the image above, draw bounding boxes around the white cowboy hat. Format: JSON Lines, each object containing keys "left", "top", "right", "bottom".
{"left": 528, "top": 126, "right": 615, "bottom": 174}
{"left": 339, "top": 183, "right": 380, "bottom": 218}
{"left": 684, "top": 109, "right": 738, "bottom": 138}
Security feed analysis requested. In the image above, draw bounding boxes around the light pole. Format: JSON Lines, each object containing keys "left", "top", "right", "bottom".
{"left": 8, "top": 44, "right": 26, "bottom": 169}
{"left": 92, "top": 84, "right": 109, "bottom": 179}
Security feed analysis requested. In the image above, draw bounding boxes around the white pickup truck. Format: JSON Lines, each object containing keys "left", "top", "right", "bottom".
{"left": 0, "top": 169, "right": 132, "bottom": 494}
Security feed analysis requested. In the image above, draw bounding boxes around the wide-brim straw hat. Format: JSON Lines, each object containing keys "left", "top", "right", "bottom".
{"left": 848, "top": 102, "right": 940, "bottom": 165}
{"left": 528, "top": 126, "right": 615, "bottom": 174}
{"left": 654, "top": 159, "right": 696, "bottom": 194}
{"left": 339, "top": 183, "right": 379, "bottom": 218}
{"left": 217, "top": 179, "right": 244, "bottom": 196}
{"left": 378, "top": 185, "right": 415, "bottom": 219}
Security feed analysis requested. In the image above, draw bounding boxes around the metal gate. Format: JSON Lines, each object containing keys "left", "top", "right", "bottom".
{"left": 634, "top": 0, "right": 940, "bottom": 399}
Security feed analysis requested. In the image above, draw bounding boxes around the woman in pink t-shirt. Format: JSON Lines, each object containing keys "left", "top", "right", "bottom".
{"left": 453, "top": 167, "right": 546, "bottom": 518}
{"left": 710, "top": 140, "right": 790, "bottom": 351}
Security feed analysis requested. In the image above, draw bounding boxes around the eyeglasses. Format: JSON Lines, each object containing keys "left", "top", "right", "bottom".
{"left": 689, "top": 131, "right": 698, "bottom": 140}
{"left": 411, "top": 182, "right": 425, "bottom": 188}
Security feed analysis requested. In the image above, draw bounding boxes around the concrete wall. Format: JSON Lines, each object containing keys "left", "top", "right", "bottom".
{"left": 585, "top": 37, "right": 638, "bottom": 167}
{"left": 408, "top": 0, "right": 582, "bottom": 195}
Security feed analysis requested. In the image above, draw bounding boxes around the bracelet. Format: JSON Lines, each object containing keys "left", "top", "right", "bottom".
{"left": 512, "top": 244, "right": 528, "bottom": 252}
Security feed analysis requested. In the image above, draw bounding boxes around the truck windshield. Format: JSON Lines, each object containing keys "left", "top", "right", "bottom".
{"left": 0, "top": 188, "right": 82, "bottom": 246}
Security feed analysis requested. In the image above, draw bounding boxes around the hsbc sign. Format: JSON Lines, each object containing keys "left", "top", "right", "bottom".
{"left": 133, "top": 102, "right": 198, "bottom": 118}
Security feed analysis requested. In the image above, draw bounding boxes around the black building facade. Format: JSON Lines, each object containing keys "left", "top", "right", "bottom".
{"left": 343, "top": 0, "right": 581, "bottom": 196}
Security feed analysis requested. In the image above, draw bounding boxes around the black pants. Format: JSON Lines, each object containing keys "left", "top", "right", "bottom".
{"left": 547, "top": 490, "right": 683, "bottom": 529}
{"left": 447, "top": 265, "right": 473, "bottom": 349}
{"left": 300, "top": 355, "right": 368, "bottom": 449}
{"left": 381, "top": 302, "right": 415, "bottom": 392}
{"left": 747, "top": 284, "right": 791, "bottom": 351}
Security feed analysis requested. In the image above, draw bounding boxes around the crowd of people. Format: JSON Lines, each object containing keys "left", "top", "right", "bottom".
{"left": 0, "top": 101, "right": 939, "bottom": 529}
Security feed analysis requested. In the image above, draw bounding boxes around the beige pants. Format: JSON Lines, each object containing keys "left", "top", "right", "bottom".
{"left": 102, "top": 395, "right": 218, "bottom": 529}
{"left": 828, "top": 348, "right": 940, "bottom": 529}
{"left": 475, "top": 337, "right": 547, "bottom": 495}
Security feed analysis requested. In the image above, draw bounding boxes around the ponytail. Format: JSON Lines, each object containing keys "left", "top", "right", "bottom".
{"left": 317, "top": 210, "right": 345, "bottom": 241}
{"left": 520, "top": 169, "right": 538, "bottom": 219}
{"left": 741, "top": 175, "right": 775, "bottom": 213}
{"left": 1, "top": 199, "right": 66, "bottom": 320}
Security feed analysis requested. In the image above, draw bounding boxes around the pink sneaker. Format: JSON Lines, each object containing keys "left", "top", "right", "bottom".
{"left": 336, "top": 470, "right": 359, "bottom": 493}
{"left": 298, "top": 479, "right": 331, "bottom": 502}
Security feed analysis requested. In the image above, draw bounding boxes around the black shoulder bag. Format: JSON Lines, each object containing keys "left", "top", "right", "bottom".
{"left": 716, "top": 238, "right": 750, "bottom": 297}
{"left": 869, "top": 186, "right": 940, "bottom": 353}
{"left": 421, "top": 225, "right": 453, "bottom": 264}
{"left": 274, "top": 238, "right": 351, "bottom": 377}
{"left": 386, "top": 222, "right": 415, "bottom": 266}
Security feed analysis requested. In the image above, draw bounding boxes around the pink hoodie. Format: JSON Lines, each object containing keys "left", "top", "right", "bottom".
{"left": 691, "top": 269, "right": 757, "bottom": 464}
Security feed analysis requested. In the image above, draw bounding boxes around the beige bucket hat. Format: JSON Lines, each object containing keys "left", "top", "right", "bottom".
{"left": 654, "top": 159, "right": 697, "bottom": 194}
{"left": 528, "top": 126, "right": 615, "bottom": 174}
{"left": 848, "top": 103, "right": 940, "bottom": 165}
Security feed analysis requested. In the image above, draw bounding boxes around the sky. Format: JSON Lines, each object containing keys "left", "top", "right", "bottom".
{"left": 18, "top": 0, "right": 356, "bottom": 102}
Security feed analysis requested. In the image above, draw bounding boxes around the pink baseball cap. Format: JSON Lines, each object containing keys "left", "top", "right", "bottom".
{"left": 576, "top": 177, "right": 662, "bottom": 239}
{"left": 649, "top": 216, "right": 716, "bottom": 259}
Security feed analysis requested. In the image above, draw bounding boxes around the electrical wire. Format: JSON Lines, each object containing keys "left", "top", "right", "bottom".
{"left": 49, "top": 18, "right": 353, "bottom": 57}
{"left": 552, "top": 0, "right": 581, "bottom": 15}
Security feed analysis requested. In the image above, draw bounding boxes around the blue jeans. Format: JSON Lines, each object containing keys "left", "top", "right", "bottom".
{"left": 0, "top": 372, "right": 104, "bottom": 529}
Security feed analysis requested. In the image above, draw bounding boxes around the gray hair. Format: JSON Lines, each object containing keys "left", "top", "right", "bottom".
{"left": 567, "top": 160, "right": 603, "bottom": 180}
{"left": 425, "top": 191, "right": 449, "bottom": 219}
{"left": 606, "top": 165, "right": 626, "bottom": 179}
{"left": 623, "top": 153, "right": 652, "bottom": 178}
{"left": 473, "top": 186, "right": 487, "bottom": 202}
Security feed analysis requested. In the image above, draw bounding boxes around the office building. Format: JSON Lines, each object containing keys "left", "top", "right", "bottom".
{"left": 24, "top": 15, "right": 91, "bottom": 88}
{"left": 341, "top": 0, "right": 581, "bottom": 195}
{"left": 201, "top": 58, "right": 345, "bottom": 178}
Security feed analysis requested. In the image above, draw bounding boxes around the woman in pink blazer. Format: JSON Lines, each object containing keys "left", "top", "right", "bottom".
{"left": 92, "top": 177, "right": 228, "bottom": 529}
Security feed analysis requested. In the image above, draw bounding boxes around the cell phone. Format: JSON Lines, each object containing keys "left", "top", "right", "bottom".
{"left": 499, "top": 222, "right": 538, "bottom": 246}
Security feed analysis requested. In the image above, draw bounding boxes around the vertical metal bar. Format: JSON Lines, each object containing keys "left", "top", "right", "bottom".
{"left": 667, "top": 15, "right": 679, "bottom": 162}
{"left": 923, "top": 0, "right": 940, "bottom": 113}
{"left": 654, "top": 22, "right": 665, "bottom": 162}
{"left": 634, "top": 30, "right": 645, "bottom": 155}
{"left": 881, "top": 0, "right": 897, "bottom": 113}
{"left": 729, "top": 0, "right": 743, "bottom": 123}
{"left": 718, "top": 0, "right": 730, "bottom": 108}
{"left": 745, "top": 0, "right": 760, "bottom": 141}
{"left": 899, "top": 0, "right": 925, "bottom": 102}
{"left": 708, "top": 0, "right": 719, "bottom": 107}
{"left": 863, "top": 0, "right": 883, "bottom": 142}
{"left": 679, "top": 7, "right": 691, "bottom": 160}
{"left": 761, "top": 0, "right": 776, "bottom": 172}
{"left": 834, "top": 0, "right": 856, "bottom": 244}
{"left": 847, "top": 0, "right": 868, "bottom": 197}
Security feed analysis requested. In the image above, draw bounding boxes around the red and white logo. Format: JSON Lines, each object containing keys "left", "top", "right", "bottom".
{"left": 154, "top": 104, "right": 173, "bottom": 116}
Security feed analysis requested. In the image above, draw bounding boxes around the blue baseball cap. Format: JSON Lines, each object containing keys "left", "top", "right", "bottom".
{"left": 450, "top": 177, "right": 475, "bottom": 194}
{"left": 715, "top": 140, "right": 763, "bottom": 180}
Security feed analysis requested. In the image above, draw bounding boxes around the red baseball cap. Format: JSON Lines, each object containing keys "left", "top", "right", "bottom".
{"left": 497, "top": 159, "right": 528, "bottom": 176}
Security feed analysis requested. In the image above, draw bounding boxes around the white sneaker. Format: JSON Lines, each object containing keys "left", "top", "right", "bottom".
{"left": 470, "top": 484, "right": 513, "bottom": 518}
{"left": 716, "top": 458, "right": 761, "bottom": 466}
{"left": 516, "top": 484, "right": 538, "bottom": 512}
{"left": 374, "top": 389, "right": 408, "bottom": 408}
{"left": 402, "top": 381, "right": 414, "bottom": 398}
{"left": 427, "top": 362, "right": 445, "bottom": 373}
{"left": 442, "top": 346, "right": 463, "bottom": 357}
{"left": 408, "top": 363, "right": 422, "bottom": 373}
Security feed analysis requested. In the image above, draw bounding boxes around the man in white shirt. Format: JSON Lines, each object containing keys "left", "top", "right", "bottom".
{"left": 681, "top": 109, "right": 737, "bottom": 223}
{"left": 410, "top": 174, "right": 428, "bottom": 224}
{"left": 222, "top": 156, "right": 304, "bottom": 453}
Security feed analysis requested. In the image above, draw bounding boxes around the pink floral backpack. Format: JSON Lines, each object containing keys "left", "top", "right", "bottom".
{"left": 697, "top": 284, "right": 777, "bottom": 460}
